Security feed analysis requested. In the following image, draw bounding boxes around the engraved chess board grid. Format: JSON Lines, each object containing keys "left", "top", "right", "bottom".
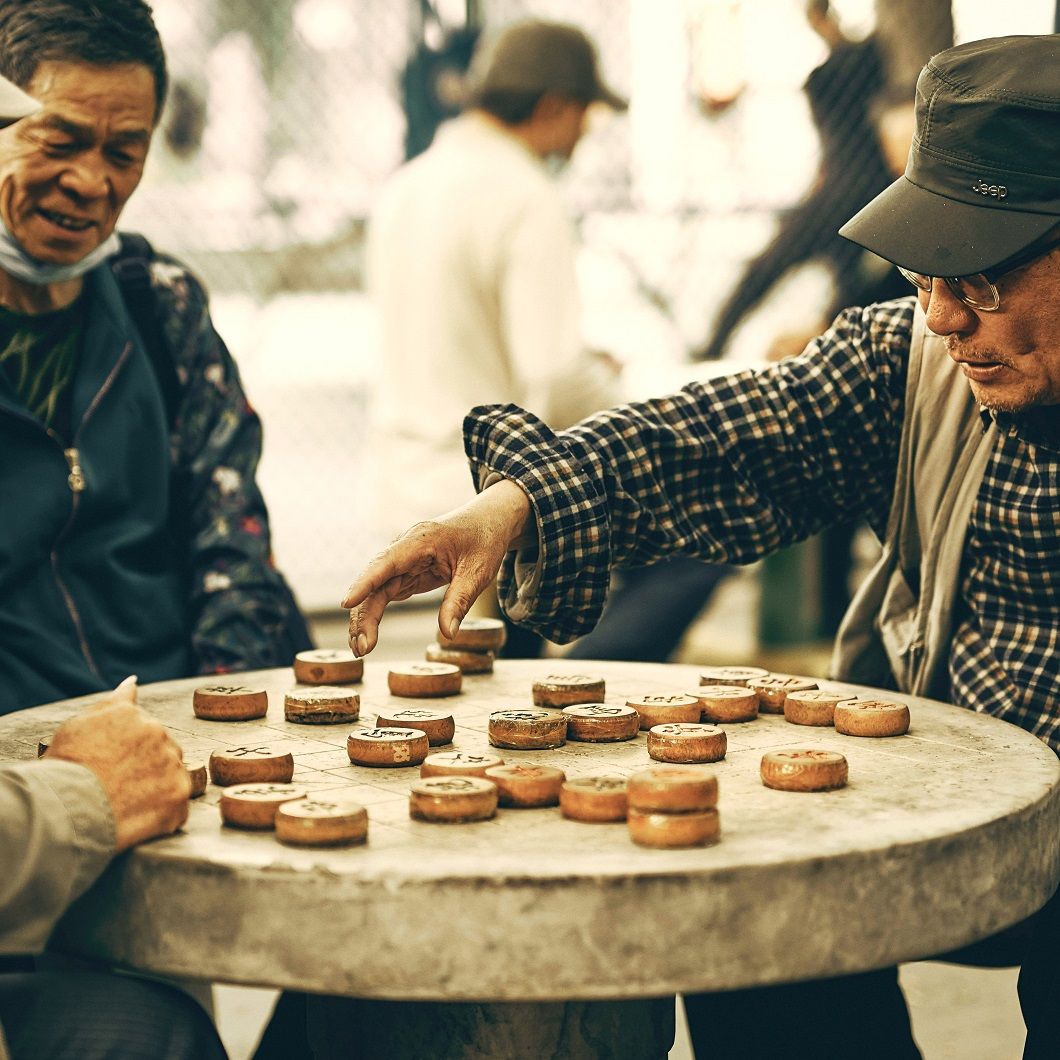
{"left": 3, "top": 659, "right": 1053, "bottom": 878}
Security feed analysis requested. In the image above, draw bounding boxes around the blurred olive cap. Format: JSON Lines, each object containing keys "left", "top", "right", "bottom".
{"left": 467, "top": 19, "right": 627, "bottom": 111}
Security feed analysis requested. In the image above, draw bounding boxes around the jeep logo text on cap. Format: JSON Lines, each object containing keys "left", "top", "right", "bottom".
{"left": 839, "top": 34, "right": 1060, "bottom": 276}
{"left": 972, "top": 180, "right": 1007, "bottom": 200}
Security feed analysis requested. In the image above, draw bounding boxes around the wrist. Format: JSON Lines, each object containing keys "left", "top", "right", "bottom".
{"left": 483, "top": 478, "right": 531, "bottom": 547}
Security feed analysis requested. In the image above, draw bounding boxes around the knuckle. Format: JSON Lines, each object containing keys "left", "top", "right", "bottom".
{"left": 399, "top": 521, "right": 443, "bottom": 555}
{"left": 402, "top": 519, "right": 438, "bottom": 540}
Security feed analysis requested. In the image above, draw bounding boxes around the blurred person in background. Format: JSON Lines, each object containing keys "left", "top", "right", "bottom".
{"left": 0, "top": 0, "right": 310, "bottom": 721}
{"left": 693, "top": 0, "right": 922, "bottom": 639}
{"left": 400, "top": 14, "right": 481, "bottom": 162}
{"left": 693, "top": 0, "right": 908, "bottom": 366}
{"left": 370, "top": 17, "right": 728, "bottom": 663}
{"left": 367, "top": 18, "right": 627, "bottom": 657}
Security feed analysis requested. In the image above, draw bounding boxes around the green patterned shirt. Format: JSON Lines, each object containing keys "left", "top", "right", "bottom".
{"left": 0, "top": 300, "right": 85, "bottom": 438}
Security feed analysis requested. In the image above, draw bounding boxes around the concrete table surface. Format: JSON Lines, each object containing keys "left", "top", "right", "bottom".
{"left": 3, "top": 659, "right": 1058, "bottom": 1002}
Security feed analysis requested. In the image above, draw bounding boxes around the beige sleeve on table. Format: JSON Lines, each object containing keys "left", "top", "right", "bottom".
{"left": 0, "top": 759, "right": 115, "bottom": 955}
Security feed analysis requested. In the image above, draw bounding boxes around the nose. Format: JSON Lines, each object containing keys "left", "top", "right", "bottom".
{"left": 56, "top": 154, "right": 109, "bottom": 202}
{"left": 920, "top": 280, "right": 978, "bottom": 338}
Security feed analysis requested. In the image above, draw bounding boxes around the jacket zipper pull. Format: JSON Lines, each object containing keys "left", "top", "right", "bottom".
{"left": 63, "top": 447, "right": 86, "bottom": 493}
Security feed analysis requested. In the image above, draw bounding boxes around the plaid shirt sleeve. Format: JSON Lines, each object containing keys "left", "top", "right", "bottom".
{"left": 464, "top": 298, "right": 916, "bottom": 643}
{"left": 148, "top": 256, "right": 301, "bottom": 673}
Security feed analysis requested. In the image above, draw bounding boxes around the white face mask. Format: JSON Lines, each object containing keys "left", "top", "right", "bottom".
{"left": 0, "top": 218, "right": 121, "bottom": 285}
{"left": 544, "top": 153, "right": 570, "bottom": 178}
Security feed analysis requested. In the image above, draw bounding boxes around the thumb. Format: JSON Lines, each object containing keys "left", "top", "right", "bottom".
{"left": 113, "top": 674, "right": 139, "bottom": 705}
{"left": 83, "top": 674, "right": 139, "bottom": 715}
{"left": 438, "top": 560, "right": 498, "bottom": 639}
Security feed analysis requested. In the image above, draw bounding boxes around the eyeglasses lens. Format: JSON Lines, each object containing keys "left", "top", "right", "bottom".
{"left": 952, "top": 275, "right": 999, "bottom": 310}
{"left": 898, "top": 268, "right": 999, "bottom": 310}
{"left": 898, "top": 267, "right": 930, "bottom": 291}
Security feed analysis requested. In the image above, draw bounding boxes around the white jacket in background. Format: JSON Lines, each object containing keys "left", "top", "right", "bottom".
{"left": 367, "top": 112, "right": 618, "bottom": 541}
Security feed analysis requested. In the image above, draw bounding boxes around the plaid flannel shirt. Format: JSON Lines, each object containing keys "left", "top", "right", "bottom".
{"left": 465, "top": 297, "right": 1060, "bottom": 752}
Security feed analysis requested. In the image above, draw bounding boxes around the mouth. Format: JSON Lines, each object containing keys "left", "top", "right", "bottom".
{"left": 948, "top": 346, "right": 1014, "bottom": 384}
{"left": 954, "top": 360, "right": 1013, "bottom": 385}
{"left": 37, "top": 207, "right": 95, "bottom": 233}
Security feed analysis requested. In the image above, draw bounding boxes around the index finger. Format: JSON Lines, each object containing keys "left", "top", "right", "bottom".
{"left": 348, "top": 588, "right": 389, "bottom": 657}
{"left": 341, "top": 542, "right": 414, "bottom": 611}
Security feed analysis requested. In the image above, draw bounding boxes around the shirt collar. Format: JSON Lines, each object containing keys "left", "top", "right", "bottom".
{"left": 983, "top": 405, "right": 1060, "bottom": 453}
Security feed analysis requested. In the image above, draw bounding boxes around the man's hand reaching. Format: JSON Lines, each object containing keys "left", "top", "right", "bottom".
{"left": 342, "top": 479, "right": 531, "bottom": 656}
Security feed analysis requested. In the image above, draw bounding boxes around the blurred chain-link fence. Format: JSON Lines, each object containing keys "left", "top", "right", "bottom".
{"left": 121, "top": 0, "right": 1056, "bottom": 611}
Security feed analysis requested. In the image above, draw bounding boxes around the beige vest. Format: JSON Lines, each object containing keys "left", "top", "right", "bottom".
{"left": 830, "top": 307, "right": 999, "bottom": 697}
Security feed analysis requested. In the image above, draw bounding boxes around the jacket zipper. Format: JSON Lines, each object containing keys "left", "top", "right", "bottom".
{"left": 25, "top": 341, "right": 134, "bottom": 681}
{"left": 63, "top": 447, "right": 85, "bottom": 492}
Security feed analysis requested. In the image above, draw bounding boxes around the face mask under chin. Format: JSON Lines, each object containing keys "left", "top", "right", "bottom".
{"left": 544, "top": 153, "right": 570, "bottom": 177}
{"left": 0, "top": 218, "right": 121, "bottom": 285}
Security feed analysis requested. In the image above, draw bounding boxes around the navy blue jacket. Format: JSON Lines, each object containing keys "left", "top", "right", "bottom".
{"left": 0, "top": 254, "right": 298, "bottom": 714}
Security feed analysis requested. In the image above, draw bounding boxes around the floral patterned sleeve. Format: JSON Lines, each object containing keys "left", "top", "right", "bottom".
{"left": 464, "top": 299, "right": 915, "bottom": 644}
{"left": 149, "top": 255, "right": 303, "bottom": 673}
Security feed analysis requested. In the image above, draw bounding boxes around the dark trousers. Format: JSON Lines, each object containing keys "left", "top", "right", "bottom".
{"left": 685, "top": 886, "right": 1060, "bottom": 1060}
{"left": 301, "top": 997, "right": 674, "bottom": 1060}
{"left": 1016, "top": 887, "right": 1060, "bottom": 1060}
{"left": 0, "top": 968, "right": 227, "bottom": 1060}
{"left": 500, "top": 558, "right": 731, "bottom": 664}
{"left": 684, "top": 967, "right": 920, "bottom": 1060}
{"left": 566, "top": 558, "right": 732, "bottom": 663}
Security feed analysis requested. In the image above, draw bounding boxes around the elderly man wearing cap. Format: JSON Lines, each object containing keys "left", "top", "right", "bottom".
{"left": 346, "top": 33, "right": 1060, "bottom": 1059}
{"left": 368, "top": 18, "right": 625, "bottom": 552}
{"left": 370, "top": 17, "right": 729, "bottom": 662}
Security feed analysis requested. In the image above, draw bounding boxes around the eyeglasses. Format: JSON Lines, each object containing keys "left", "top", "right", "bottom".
{"left": 898, "top": 233, "right": 1060, "bottom": 312}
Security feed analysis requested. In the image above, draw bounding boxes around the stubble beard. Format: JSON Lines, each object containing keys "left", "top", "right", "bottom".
{"left": 946, "top": 337, "right": 1035, "bottom": 413}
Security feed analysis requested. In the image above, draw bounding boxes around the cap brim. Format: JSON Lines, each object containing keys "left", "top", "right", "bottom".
{"left": 594, "top": 84, "right": 628, "bottom": 112}
{"left": 0, "top": 77, "right": 39, "bottom": 126}
{"left": 839, "top": 174, "right": 1059, "bottom": 275}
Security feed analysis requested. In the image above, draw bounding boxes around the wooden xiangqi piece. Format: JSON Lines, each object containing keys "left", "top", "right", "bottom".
{"left": 409, "top": 777, "right": 499, "bottom": 822}
{"left": 347, "top": 727, "right": 430, "bottom": 767}
{"left": 209, "top": 745, "right": 294, "bottom": 786}
{"left": 193, "top": 684, "right": 268, "bottom": 721}
{"left": 293, "top": 649, "right": 364, "bottom": 686}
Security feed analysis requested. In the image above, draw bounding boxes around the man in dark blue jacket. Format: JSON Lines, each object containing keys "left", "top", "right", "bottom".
{"left": 0, "top": 0, "right": 307, "bottom": 717}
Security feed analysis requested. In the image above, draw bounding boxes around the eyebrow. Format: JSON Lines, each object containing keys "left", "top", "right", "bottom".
{"left": 37, "top": 114, "right": 151, "bottom": 145}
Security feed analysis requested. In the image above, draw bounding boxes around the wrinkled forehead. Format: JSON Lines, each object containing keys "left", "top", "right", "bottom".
{"left": 24, "top": 60, "right": 158, "bottom": 132}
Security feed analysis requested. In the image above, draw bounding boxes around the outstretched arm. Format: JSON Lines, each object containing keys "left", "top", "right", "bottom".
{"left": 468, "top": 302, "right": 914, "bottom": 643}
{"left": 345, "top": 301, "right": 913, "bottom": 653}
{"left": 342, "top": 479, "right": 531, "bottom": 656}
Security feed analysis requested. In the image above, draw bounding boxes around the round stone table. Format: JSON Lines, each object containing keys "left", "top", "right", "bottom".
{"left": 3, "top": 658, "right": 1058, "bottom": 1004}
